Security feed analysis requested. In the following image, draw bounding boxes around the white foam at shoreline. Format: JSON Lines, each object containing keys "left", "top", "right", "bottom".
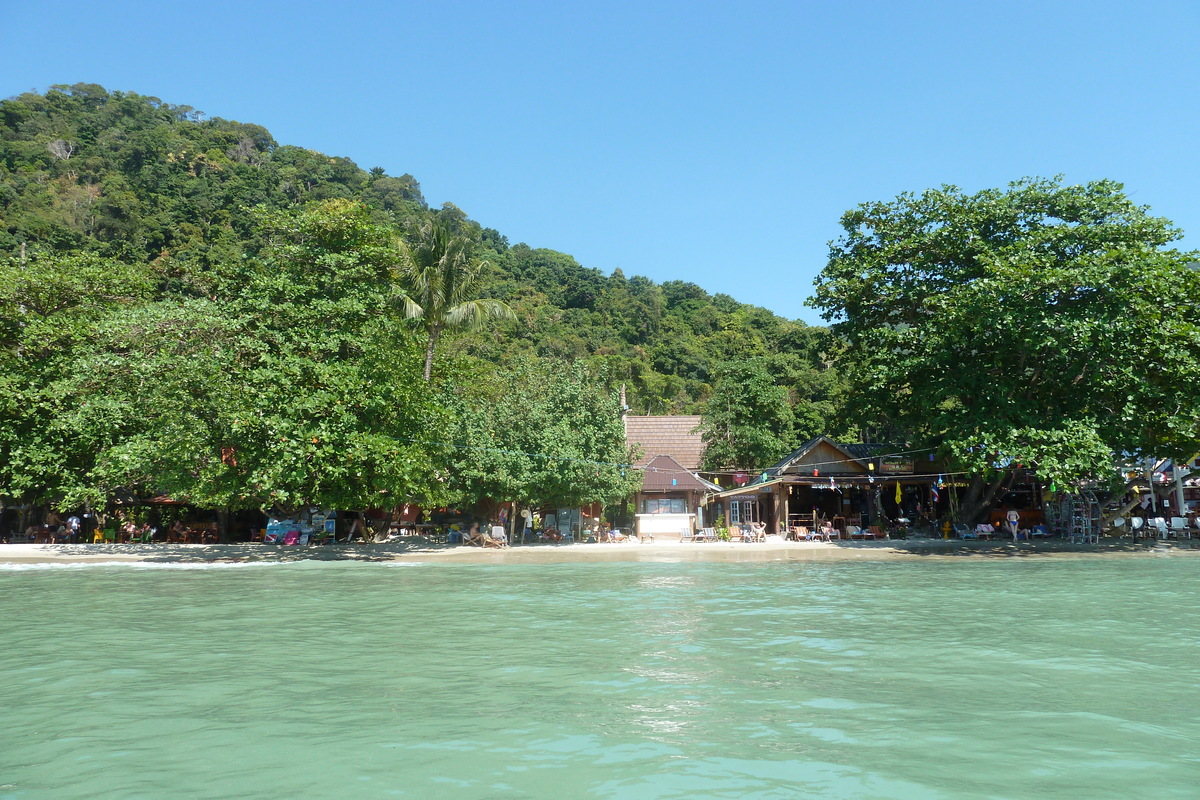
{"left": 0, "top": 558, "right": 428, "bottom": 571}
{"left": 0, "top": 560, "right": 291, "bottom": 571}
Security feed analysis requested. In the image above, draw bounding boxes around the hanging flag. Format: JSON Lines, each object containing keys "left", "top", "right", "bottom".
{"left": 931, "top": 482, "right": 940, "bottom": 504}
{"left": 894, "top": 480, "right": 902, "bottom": 504}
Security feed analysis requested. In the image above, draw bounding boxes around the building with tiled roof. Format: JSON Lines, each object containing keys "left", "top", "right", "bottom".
{"left": 633, "top": 454, "right": 721, "bottom": 541}
{"left": 624, "top": 415, "right": 705, "bottom": 469}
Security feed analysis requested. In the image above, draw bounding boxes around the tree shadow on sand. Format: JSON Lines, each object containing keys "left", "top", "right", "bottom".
{"left": 36, "top": 539, "right": 456, "bottom": 564}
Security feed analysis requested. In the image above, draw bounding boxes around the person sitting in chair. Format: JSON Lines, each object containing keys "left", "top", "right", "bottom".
{"left": 465, "top": 522, "right": 486, "bottom": 547}
{"left": 817, "top": 520, "right": 836, "bottom": 541}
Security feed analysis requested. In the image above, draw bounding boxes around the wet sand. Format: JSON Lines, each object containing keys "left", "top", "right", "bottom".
{"left": 1, "top": 536, "right": 1196, "bottom": 566}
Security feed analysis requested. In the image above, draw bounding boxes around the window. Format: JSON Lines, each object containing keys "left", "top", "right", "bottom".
{"left": 642, "top": 497, "right": 686, "bottom": 514}
{"left": 728, "top": 500, "right": 757, "bottom": 524}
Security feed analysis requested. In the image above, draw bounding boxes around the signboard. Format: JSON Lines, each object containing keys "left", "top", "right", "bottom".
{"left": 878, "top": 458, "right": 913, "bottom": 475}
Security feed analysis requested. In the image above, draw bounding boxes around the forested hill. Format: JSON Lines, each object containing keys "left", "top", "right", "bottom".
{"left": 0, "top": 83, "right": 846, "bottom": 429}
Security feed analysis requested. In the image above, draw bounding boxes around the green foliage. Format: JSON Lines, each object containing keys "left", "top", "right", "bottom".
{"left": 811, "top": 177, "right": 1200, "bottom": 498}
{"left": 0, "top": 84, "right": 845, "bottom": 511}
{"left": 445, "top": 359, "right": 642, "bottom": 509}
{"left": 0, "top": 202, "right": 443, "bottom": 512}
{"left": 398, "top": 214, "right": 515, "bottom": 381}
{"left": 697, "top": 358, "right": 798, "bottom": 471}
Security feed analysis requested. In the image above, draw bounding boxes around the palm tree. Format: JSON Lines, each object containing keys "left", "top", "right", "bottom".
{"left": 398, "top": 216, "right": 515, "bottom": 381}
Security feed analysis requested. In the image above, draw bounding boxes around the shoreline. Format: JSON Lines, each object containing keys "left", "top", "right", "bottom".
{"left": 1, "top": 536, "right": 1197, "bottom": 566}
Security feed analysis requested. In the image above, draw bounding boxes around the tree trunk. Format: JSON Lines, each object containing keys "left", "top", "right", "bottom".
{"left": 422, "top": 326, "right": 442, "bottom": 382}
{"left": 218, "top": 507, "right": 231, "bottom": 543}
{"left": 957, "top": 470, "right": 1016, "bottom": 524}
{"left": 1101, "top": 481, "right": 1144, "bottom": 527}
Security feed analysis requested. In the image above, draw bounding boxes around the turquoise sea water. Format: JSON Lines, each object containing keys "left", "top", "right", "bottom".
{"left": 1, "top": 557, "right": 1198, "bottom": 799}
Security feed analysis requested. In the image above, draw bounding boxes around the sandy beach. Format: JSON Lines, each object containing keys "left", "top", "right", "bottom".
{"left": 1, "top": 536, "right": 1196, "bottom": 566}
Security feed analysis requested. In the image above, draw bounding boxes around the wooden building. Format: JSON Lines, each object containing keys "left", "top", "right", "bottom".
{"left": 712, "top": 437, "right": 943, "bottom": 536}
{"left": 634, "top": 454, "right": 721, "bottom": 541}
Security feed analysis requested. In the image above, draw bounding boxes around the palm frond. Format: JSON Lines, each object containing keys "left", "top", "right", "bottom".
{"left": 444, "top": 299, "right": 516, "bottom": 331}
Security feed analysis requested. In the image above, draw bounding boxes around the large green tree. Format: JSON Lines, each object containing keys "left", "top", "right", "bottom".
{"left": 0, "top": 200, "right": 446, "bottom": 514}
{"left": 446, "top": 359, "right": 642, "bottom": 512}
{"left": 697, "top": 358, "right": 798, "bottom": 473}
{"left": 811, "top": 177, "right": 1200, "bottom": 520}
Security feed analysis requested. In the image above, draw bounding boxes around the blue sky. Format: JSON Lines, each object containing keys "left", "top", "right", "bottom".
{"left": 3, "top": 0, "right": 1196, "bottom": 324}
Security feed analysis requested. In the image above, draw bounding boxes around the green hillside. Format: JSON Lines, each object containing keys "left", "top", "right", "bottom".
{"left": 0, "top": 83, "right": 846, "bottom": 427}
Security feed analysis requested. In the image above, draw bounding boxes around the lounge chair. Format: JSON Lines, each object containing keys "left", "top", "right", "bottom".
{"left": 728, "top": 526, "right": 744, "bottom": 543}
{"left": 488, "top": 525, "right": 509, "bottom": 548}
{"left": 805, "top": 526, "right": 831, "bottom": 542}
{"left": 954, "top": 523, "right": 977, "bottom": 540}
{"left": 862, "top": 526, "right": 885, "bottom": 540}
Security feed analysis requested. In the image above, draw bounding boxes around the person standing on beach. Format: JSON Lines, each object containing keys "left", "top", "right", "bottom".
{"left": 1006, "top": 508, "right": 1021, "bottom": 542}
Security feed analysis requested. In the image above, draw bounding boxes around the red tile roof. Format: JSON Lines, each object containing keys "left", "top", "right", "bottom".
{"left": 640, "top": 454, "right": 714, "bottom": 493}
{"left": 625, "top": 415, "right": 705, "bottom": 469}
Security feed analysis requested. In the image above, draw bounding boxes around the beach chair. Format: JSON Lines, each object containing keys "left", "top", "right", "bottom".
{"left": 1150, "top": 517, "right": 1170, "bottom": 540}
{"left": 1129, "top": 517, "right": 1145, "bottom": 539}
{"left": 1030, "top": 524, "right": 1050, "bottom": 539}
{"left": 488, "top": 526, "right": 509, "bottom": 548}
{"left": 728, "top": 526, "right": 744, "bottom": 543}
{"left": 806, "top": 526, "right": 831, "bottom": 542}
{"left": 954, "top": 523, "right": 977, "bottom": 540}
{"left": 846, "top": 525, "right": 863, "bottom": 539}
{"left": 863, "top": 526, "right": 886, "bottom": 540}
{"left": 1169, "top": 517, "right": 1190, "bottom": 539}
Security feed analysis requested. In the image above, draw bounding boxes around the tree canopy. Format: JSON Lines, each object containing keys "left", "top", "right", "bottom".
{"left": 811, "top": 177, "right": 1200, "bottom": 517}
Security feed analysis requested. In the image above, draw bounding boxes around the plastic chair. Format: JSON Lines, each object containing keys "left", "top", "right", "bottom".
{"left": 1169, "top": 517, "right": 1190, "bottom": 539}
{"left": 1151, "top": 517, "right": 1170, "bottom": 540}
{"left": 1129, "top": 517, "right": 1145, "bottom": 539}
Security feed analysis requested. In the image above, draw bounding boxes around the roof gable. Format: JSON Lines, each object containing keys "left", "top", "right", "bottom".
{"left": 769, "top": 436, "right": 871, "bottom": 475}
{"left": 640, "top": 454, "right": 720, "bottom": 493}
